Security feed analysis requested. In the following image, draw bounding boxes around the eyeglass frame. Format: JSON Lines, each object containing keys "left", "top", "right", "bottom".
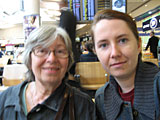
{"left": 32, "top": 47, "right": 69, "bottom": 59}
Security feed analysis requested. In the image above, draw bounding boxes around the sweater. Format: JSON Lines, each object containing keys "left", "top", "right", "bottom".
{"left": 95, "top": 59, "right": 160, "bottom": 120}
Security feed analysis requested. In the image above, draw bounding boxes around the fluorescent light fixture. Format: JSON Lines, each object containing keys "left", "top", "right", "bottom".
{"left": 148, "top": 11, "right": 152, "bottom": 14}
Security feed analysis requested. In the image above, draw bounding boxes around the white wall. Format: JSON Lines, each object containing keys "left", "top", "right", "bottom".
{"left": 0, "top": 23, "right": 24, "bottom": 44}
{"left": 0, "top": 21, "right": 57, "bottom": 44}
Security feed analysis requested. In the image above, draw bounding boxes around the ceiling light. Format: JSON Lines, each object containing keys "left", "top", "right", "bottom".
{"left": 148, "top": 11, "right": 152, "bottom": 14}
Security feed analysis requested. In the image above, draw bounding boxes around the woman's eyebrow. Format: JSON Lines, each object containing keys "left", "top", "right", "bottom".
{"left": 116, "top": 33, "right": 128, "bottom": 39}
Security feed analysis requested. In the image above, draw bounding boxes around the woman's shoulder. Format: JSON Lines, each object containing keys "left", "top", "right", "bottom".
{"left": 67, "top": 85, "right": 95, "bottom": 106}
{"left": 67, "top": 85, "right": 97, "bottom": 120}
{"left": 0, "top": 81, "right": 26, "bottom": 102}
{"left": 0, "top": 85, "right": 19, "bottom": 99}
{"left": 0, "top": 85, "right": 19, "bottom": 112}
{"left": 95, "top": 82, "right": 109, "bottom": 98}
{"left": 71, "top": 86, "right": 93, "bottom": 101}
{"left": 141, "top": 59, "right": 159, "bottom": 73}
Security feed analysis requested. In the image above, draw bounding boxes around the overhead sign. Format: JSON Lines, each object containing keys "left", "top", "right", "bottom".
{"left": 112, "top": 0, "right": 126, "bottom": 13}
{"left": 68, "top": 0, "right": 95, "bottom": 21}
{"left": 142, "top": 15, "right": 160, "bottom": 31}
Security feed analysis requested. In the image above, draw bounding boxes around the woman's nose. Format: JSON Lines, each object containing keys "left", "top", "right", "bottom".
{"left": 110, "top": 44, "right": 122, "bottom": 59}
{"left": 46, "top": 51, "right": 57, "bottom": 62}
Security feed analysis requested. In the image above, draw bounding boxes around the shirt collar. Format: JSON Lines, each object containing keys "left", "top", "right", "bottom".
{"left": 4, "top": 78, "right": 68, "bottom": 113}
{"left": 42, "top": 81, "right": 66, "bottom": 112}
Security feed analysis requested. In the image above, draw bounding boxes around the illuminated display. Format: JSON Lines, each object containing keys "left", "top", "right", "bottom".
{"left": 142, "top": 15, "right": 160, "bottom": 31}
{"left": 112, "top": 0, "right": 126, "bottom": 13}
{"left": 68, "top": 0, "right": 95, "bottom": 21}
{"left": 82, "top": 0, "right": 95, "bottom": 21}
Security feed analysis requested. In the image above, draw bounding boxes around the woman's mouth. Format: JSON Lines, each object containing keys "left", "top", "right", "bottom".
{"left": 110, "top": 61, "right": 127, "bottom": 68}
{"left": 43, "top": 67, "right": 60, "bottom": 74}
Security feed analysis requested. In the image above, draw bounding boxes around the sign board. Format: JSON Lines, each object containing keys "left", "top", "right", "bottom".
{"left": 142, "top": 15, "right": 160, "bottom": 31}
{"left": 23, "top": 14, "right": 40, "bottom": 40}
{"left": 112, "top": 0, "right": 126, "bottom": 13}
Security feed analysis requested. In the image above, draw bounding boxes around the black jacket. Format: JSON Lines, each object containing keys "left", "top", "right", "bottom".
{"left": 80, "top": 52, "right": 99, "bottom": 62}
{"left": 145, "top": 36, "right": 159, "bottom": 52}
{"left": 59, "top": 10, "right": 79, "bottom": 62}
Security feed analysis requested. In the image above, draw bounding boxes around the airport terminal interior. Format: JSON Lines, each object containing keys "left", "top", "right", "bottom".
{"left": 0, "top": 0, "right": 160, "bottom": 97}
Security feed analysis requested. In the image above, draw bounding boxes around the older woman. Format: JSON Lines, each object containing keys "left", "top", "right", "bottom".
{"left": 91, "top": 9, "right": 160, "bottom": 120}
{"left": 0, "top": 26, "right": 96, "bottom": 120}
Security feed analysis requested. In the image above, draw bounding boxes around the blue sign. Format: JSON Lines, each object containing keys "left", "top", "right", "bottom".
{"left": 142, "top": 15, "right": 160, "bottom": 31}
{"left": 112, "top": 0, "right": 126, "bottom": 13}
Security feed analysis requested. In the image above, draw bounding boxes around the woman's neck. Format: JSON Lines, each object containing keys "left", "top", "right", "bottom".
{"left": 115, "top": 71, "right": 136, "bottom": 93}
{"left": 26, "top": 81, "right": 61, "bottom": 112}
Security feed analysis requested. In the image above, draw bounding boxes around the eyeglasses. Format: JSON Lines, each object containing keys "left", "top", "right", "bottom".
{"left": 32, "top": 47, "right": 69, "bottom": 58}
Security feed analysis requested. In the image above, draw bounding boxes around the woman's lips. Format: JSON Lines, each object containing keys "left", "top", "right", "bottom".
{"left": 43, "top": 67, "right": 60, "bottom": 74}
{"left": 110, "top": 61, "right": 127, "bottom": 67}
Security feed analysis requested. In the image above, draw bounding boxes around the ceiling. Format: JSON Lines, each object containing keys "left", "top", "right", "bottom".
{"left": 127, "top": 0, "right": 160, "bottom": 18}
{"left": 0, "top": 0, "right": 159, "bottom": 35}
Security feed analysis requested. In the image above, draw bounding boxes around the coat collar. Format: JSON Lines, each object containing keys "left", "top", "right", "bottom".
{"left": 4, "top": 80, "right": 67, "bottom": 113}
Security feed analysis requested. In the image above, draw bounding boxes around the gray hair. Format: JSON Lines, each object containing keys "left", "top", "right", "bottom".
{"left": 23, "top": 25, "right": 74, "bottom": 81}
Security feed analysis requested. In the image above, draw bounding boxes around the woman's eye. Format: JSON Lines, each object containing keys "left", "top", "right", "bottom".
{"left": 39, "top": 49, "right": 48, "bottom": 53}
{"left": 99, "top": 43, "right": 108, "bottom": 48}
{"left": 39, "top": 49, "right": 44, "bottom": 53}
{"left": 57, "top": 50, "right": 63, "bottom": 53}
{"left": 57, "top": 49, "right": 66, "bottom": 54}
{"left": 119, "top": 38, "right": 127, "bottom": 44}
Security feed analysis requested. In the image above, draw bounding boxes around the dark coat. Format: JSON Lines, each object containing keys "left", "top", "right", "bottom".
{"left": 145, "top": 36, "right": 159, "bottom": 52}
{"left": 59, "top": 10, "right": 79, "bottom": 62}
{"left": 0, "top": 80, "right": 97, "bottom": 120}
{"left": 80, "top": 52, "right": 99, "bottom": 62}
{"left": 95, "top": 59, "right": 160, "bottom": 120}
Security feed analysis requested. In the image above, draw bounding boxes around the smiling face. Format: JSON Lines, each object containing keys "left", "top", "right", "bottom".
{"left": 31, "top": 36, "right": 69, "bottom": 86}
{"left": 94, "top": 19, "right": 141, "bottom": 80}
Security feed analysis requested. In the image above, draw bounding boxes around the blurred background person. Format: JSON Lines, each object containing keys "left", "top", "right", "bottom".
{"left": 80, "top": 41, "right": 88, "bottom": 54}
{"left": 145, "top": 31, "right": 159, "bottom": 58}
{"left": 0, "top": 48, "right": 4, "bottom": 58}
{"left": 58, "top": 0, "right": 80, "bottom": 79}
{"left": 80, "top": 41, "right": 98, "bottom": 62}
{"left": 0, "top": 26, "right": 96, "bottom": 120}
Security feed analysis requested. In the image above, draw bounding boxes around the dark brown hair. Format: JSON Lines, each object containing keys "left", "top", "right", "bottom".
{"left": 91, "top": 9, "right": 139, "bottom": 44}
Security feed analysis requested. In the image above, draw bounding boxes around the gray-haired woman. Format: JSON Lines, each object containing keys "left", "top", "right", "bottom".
{"left": 0, "top": 25, "right": 96, "bottom": 120}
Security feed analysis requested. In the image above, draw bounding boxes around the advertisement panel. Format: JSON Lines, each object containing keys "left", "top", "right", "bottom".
{"left": 23, "top": 14, "right": 40, "bottom": 40}
{"left": 112, "top": 0, "right": 126, "bottom": 13}
{"left": 142, "top": 15, "right": 160, "bottom": 31}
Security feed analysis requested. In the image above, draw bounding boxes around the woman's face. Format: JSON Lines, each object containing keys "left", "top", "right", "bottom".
{"left": 31, "top": 36, "right": 69, "bottom": 86}
{"left": 94, "top": 19, "right": 141, "bottom": 80}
